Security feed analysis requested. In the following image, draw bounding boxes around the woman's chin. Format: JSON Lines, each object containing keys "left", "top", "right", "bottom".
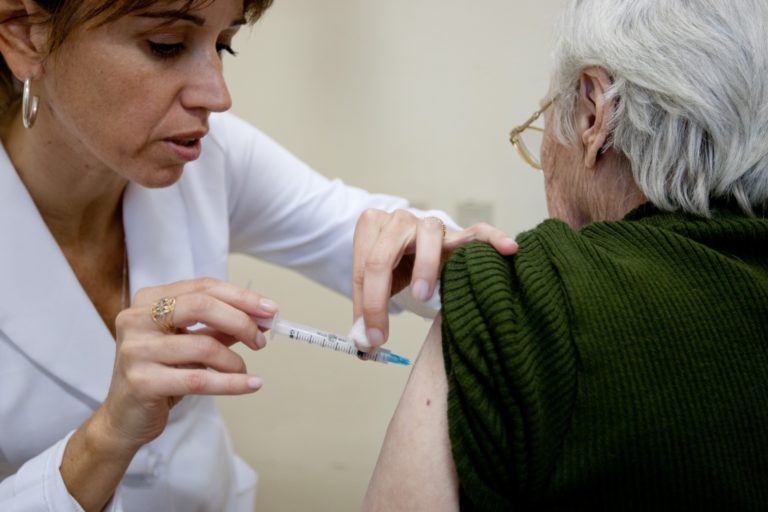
{"left": 136, "top": 166, "right": 185, "bottom": 189}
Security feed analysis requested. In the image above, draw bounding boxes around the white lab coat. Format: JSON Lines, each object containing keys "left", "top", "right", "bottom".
{"left": 0, "top": 112, "right": 447, "bottom": 511}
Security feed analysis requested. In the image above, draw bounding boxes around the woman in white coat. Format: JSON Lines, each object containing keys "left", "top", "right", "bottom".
{"left": 0, "top": 0, "right": 516, "bottom": 511}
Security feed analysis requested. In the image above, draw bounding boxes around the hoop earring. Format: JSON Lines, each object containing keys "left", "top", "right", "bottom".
{"left": 22, "top": 78, "right": 39, "bottom": 129}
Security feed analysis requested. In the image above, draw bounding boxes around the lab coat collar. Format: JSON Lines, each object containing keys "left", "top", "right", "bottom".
{"left": 0, "top": 144, "right": 196, "bottom": 406}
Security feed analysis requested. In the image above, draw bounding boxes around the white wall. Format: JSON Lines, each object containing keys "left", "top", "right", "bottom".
{"left": 218, "top": 1, "right": 568, "bottom": 510}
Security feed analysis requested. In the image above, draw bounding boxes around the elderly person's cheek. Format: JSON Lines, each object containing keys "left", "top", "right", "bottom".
{"left": 540, "top": 132, "right": 566, "bottom": 220}
{"left": 541, "top": 130, "right": 593, "bottom": 227}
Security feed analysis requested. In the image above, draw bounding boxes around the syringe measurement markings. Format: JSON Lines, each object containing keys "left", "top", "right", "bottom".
{"left": 292, "top": 330, "right": 359, "bottom": 356}
{"left": 261, "top": 317, "right": 409, "bottom": 366}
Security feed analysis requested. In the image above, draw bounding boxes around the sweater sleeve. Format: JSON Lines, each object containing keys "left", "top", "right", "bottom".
{"left": 0, "top": 432, "right": 121, "bottom": 512}
{"left": 440, "top": 238, "right": 578, "bottom": 509}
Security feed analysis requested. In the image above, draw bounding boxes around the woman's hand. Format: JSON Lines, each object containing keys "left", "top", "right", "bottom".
{"left": 61, "top": 278, "right": 277, "bottom": 511}
{"left": 99, "top": 278, "right": 277, "bottom": 450}
{"left": 351, "top": 209, "right": 517, "bottom": 349}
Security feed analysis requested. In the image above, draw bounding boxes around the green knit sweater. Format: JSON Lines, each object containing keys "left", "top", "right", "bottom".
{"left": 440, "top": 203, "right": 768, "bottom": 511}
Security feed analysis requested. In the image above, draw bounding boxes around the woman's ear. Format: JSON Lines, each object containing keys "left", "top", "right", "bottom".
{"left": 575, "top": 66, "right": 615, "bottom": 169}
{"left": 0, "top": 0, "right": 47, "bottom": 81}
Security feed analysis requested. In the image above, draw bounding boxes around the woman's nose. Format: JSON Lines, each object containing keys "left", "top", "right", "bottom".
{"left": 180, "top": 54, "right": 232, "bottom": 113}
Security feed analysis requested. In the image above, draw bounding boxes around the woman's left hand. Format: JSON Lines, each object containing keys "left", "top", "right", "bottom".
{"left": 351, "top": 209, "right": 518, "bottom": 349}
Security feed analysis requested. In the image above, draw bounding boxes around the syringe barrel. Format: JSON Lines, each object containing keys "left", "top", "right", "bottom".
{"left": 254, "top": 314, "right": 410, "bottom": 365}
{"left": 256, "top": 313, "right": 292, "bottom": 340}
{"left": 357, "top": 347, "right": 391, "bottom": 364}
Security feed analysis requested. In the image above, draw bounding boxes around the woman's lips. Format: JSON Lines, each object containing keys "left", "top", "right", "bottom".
{"left": 164, "top": 137, "right": 202, "bottom": 162}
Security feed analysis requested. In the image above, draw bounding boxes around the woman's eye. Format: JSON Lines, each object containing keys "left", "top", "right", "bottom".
{"left": 216, "top": 43, "right": 237, "bottom": 57}
{"left": 148, "top": 41, "right": 185, "bottom": 59}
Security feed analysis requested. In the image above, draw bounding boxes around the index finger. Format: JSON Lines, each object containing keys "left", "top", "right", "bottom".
{"left": 352, "top": 209, "right": 388, "bottom": 323}
{"left": 360, "top": 211, "right": 417, "bottom": 347}
{"left": 443, "top": 223, "right": 518, "bottom": 255}
{"left": 133, "top": 277, "right": 279, "bottom": 319}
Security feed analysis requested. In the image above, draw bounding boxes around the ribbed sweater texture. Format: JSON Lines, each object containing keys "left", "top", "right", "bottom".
{"left": 440, "top": 203, "right": 768, "bottom": 511}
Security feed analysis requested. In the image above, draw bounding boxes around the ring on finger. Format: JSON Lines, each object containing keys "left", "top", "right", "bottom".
{"left": 150, "top": 297, "right": 177, "bottom": 333}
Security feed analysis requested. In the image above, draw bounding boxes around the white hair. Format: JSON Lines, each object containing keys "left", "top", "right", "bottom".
{"left": 550, "top": 0, "right": 768, "bottom": 215}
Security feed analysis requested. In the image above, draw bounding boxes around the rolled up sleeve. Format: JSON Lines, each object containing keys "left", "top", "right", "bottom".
{"left": 440, "top": 239, "right": 578, "bottom": 510}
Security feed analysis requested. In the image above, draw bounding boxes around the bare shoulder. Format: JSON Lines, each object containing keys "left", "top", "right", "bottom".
{"left": 363, "top": 316, "right": 459, "bottom": 512}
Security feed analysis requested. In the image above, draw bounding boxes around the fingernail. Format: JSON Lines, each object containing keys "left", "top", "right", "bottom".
{"left": 411, "top": 279, "right": 431, "bottom": 302}
{"left": 247, "top": 377, "right": 263, "bottom": 390}
{"left": 255, "top": 331, "right": 267, "bottom": 349}
{"left": 366, "top": 328, "right": 385, "bottom": 346}
{"left": 259, "top": 298, "right": 278, "bottom": 313}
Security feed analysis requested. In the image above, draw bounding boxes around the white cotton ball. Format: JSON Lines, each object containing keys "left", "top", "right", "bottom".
{"left": 347, "top": 317, "right": 372, "bottom": 350}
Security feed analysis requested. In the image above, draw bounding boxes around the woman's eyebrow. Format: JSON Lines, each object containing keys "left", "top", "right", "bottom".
{"left": 139, "top": 10, "right": 205, "bottom": 26}
{"left": 138, "top": 10, "right": 246, "bottom": 28}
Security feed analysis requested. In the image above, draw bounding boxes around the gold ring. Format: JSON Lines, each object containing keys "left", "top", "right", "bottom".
{"left": 425, "top": 216, "right": 446, "bottom": 239}
{"left": 150, "top": 297, "right": 176, "bottom": 332}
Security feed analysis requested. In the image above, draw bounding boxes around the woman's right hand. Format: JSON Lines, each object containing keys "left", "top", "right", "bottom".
{"left": 62, "top": 278, "right": 277, "bottom": 511}
{"left": 99, "top": 277, "right": 277, "bottom": 450}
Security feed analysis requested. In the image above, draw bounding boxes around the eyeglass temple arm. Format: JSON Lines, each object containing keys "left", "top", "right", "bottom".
{"left": 509, "top": 98, "right": 554, "bottom": 139}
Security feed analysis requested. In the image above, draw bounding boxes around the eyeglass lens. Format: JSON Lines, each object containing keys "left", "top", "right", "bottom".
{"left": 517, "top": 128, "right": 544, "bottom": 167}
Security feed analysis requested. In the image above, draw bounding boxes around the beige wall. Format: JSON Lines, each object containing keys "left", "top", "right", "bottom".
{"left": 218, "top": 1, "right": 568, "bottom": 510}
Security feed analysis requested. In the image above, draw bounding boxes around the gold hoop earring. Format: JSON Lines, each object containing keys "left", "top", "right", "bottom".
{"left": 22, "top": 78, "right": 39, "bottom": 129}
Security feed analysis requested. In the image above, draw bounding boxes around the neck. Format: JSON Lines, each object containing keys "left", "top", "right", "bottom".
{"left": 569, "top": 153, "right": 647, "bottom": 230}
{"left": 1, "top": 106, "right": 127, "bottom": 248}
{"left": 2, "top": 105, "right": 130, "bottom": 337}
{"left": 589, "top": 155, "right": 647, "bottom": 226}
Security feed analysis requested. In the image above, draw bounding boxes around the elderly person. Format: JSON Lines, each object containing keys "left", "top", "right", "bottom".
{"left": 363, "top": 0, "right": 768, "bottom": 510}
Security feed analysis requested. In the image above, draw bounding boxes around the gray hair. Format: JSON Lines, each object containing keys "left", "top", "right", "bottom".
{"left": 550, "top": 0, "right": 768, "bottom": 216}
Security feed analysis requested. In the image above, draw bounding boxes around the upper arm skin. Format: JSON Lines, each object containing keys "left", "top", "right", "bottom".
{"left": 363, "top": 315, "right": 459, "bottom": 511}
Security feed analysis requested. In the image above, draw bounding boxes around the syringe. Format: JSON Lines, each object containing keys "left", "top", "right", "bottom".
{"left": 256, "top": 314, "right": 411, "bottom": 366}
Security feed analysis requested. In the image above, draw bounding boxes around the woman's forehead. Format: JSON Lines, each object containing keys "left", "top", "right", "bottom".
{"left": 92, "top": 0, "right": 204, "bottom": 21}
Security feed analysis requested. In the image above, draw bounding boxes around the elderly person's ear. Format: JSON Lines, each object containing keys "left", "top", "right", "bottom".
{"left": 577, "top": 67, "right": 615, "bottom": 169}
{"left": 0, "top": 0, "right": 47, "bottom": 81}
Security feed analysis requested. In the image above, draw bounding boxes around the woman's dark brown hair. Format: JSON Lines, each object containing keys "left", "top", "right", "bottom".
{"left": 0, "top": 0, "right": 273, "bottom": 110}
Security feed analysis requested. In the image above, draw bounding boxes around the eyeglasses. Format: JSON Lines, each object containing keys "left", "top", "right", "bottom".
{"left": 509, "top": 98, "right": 553, "bottom": 171}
